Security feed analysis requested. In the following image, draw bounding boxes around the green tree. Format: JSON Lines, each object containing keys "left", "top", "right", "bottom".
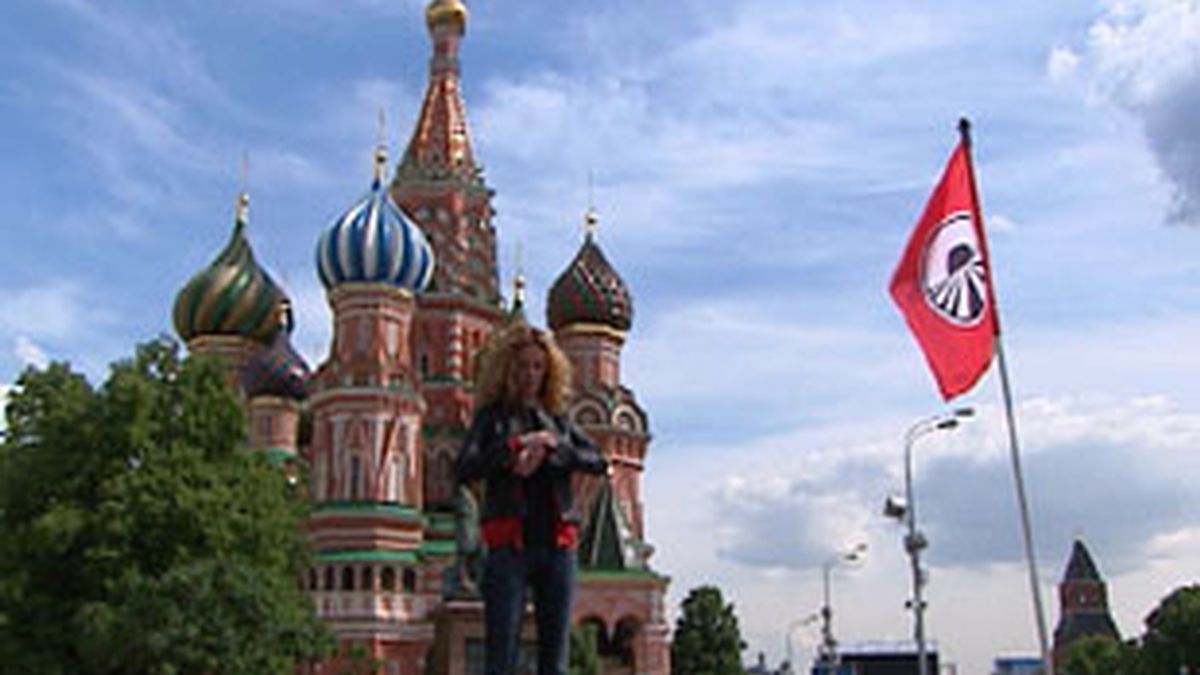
{"left": 569, "top": 623, "right": 601, "bottom": 675}
{"left": 0, "top": 340, "right": 333, "bottom": 675}
{"left": 1060, "top": 635, "right": 1139, "bottom": 675}
{"left": 671, "top": 585, "right": 746, "bottom": 675}
{"left": 1140, "top": 584, "right": 1200, "bottom": 674}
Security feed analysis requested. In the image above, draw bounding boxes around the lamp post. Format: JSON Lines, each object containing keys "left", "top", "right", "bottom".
{"left": 885, "top": 408, "right": 973, "bottom": 675}
{"left": 818, "top": 542, "right": 867, "bottom": 674}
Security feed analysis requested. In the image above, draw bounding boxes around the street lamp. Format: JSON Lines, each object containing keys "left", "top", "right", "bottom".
{"left": 818, "top": 541, "right": 867, "bottom": 673}
{"left": 883, "top": 408, "right": 973, "bottom": 675}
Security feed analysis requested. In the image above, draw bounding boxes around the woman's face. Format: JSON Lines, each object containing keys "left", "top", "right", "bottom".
{"left": 512, "top": 343, "right": 548, "bottom": 403}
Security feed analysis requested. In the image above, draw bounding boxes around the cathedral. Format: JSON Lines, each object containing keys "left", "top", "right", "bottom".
{"left": 169, "top": 1, "right": 670, "bottom": 673}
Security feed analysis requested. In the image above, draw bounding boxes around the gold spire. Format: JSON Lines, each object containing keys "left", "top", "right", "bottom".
{"left": 236, "top": 191, "right": 250, "bottom": 224}
{"left": 513, "top": 241, "right": 526, "bottom": 307}
{"left": 426, "top": 0, "right": 468, "bottom": 32}
{"left": 237, "top": 152, "right": 250, "bottom": 223}
{"left": 373, "top": 109, "right": 389, "bottom": 183}
{"left": 584, "top": 172, "right": 599, "bottom": 239}
{"left": 583, "top": 206, "right": 599, "bottom": 240}
{"left": 513, "top": 271, "right": 526, "bottom": 307}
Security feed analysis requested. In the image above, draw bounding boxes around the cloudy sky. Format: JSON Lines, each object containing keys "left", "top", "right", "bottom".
{"left": 3, "top": 0, "right": 1200, "bottom": 672}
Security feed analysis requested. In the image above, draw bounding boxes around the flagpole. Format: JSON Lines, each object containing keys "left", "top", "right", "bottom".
{"left": 958, "top": 118, "right": 1055, "bottom": 675}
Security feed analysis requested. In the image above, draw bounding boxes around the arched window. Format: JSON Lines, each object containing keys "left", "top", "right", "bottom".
{"left": 308, "top": 568, "right": 318, "bottom": 590}
{"left": 324, "top": 567, "right": 335, "bottom": 591}
{"left": 612, "top": 617, "right": 640, "bottom": 667}
{"left": 402, "top": 568, "right": 417, "bottom": 593}
{"left": 350, "top": 456, "right": 363, "bottom": 501}
{"left": 382, "top": 567, "right": 397, "bottom": 591}
{"left": 361, "top": 566, "right": 374, "bottom": 591}
{"left": 341, "top": 566, "right": 355, "bottom": 591}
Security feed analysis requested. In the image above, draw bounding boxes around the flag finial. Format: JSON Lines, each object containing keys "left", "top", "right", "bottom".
{"left": 958, "top": 117, "right": 972, "bottom": 148}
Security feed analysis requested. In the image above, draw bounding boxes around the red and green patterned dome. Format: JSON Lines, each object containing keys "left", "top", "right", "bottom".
{"left": 173, "top": 194, "right": 288, "bottom": 345}
{"left": 546, "top": 211, "right": 632, "bottom": 332}
{"left": 241, "top": 330, "right": 310, "bottom": 401}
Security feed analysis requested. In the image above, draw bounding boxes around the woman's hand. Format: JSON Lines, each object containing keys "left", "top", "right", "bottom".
{"left": 512, "top": 431, "right": 557, "bottom": 477}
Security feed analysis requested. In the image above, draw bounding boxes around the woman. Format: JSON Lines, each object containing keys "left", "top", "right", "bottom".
{"left": 457, "top": 324, "right": 608, "bottom": 675}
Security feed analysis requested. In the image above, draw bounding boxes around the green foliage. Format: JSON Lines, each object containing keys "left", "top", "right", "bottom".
{"left": 1060, "top": 635, "right": 1139, "bottom": 675}
{"left": 1060, "top": 583, "right": 1200, "bottom": 675}
{"left": 1140, "top": 584, "right": 1200, "bottom": 674}
{"left": 0, "top": 339, "right": 333, "bottom": 675}
{"left": 671, "top": 585, "right": 747, "bottom": 675}
{"left": 569, "top": 623, "right": 601, "bottom": 675}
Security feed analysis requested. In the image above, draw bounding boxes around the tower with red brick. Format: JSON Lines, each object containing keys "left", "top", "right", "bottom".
{"left": 393, "top": 0, "right": 502, "bottom": 520}
{"left": 307, "top": 143, "right": 438, "bottom": 674}
{"left": 546, "top": 209, "right": 671, "bottom": 674}
{"left": 1052, "top": 538, "right": 1120, "bottom": 666}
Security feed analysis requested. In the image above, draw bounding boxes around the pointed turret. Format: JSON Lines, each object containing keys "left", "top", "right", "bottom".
{"left": 1053, "top": 538, "right": 1120, "bottom": 666}
{"left": 396, "top": 0, "right": 479, "bottom": 188}
{"left": 393, "top": 0, "right": 498, "bottom": 303}
{"left": 580, "top": 479, "right": 649, "bottom": 571}
{"left": 394, "top": 0, "right": 502, "bottom": 517}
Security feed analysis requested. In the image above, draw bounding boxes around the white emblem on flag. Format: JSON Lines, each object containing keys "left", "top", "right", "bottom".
{"left": 920, "top": 211, "right": 988, "bottom": 326}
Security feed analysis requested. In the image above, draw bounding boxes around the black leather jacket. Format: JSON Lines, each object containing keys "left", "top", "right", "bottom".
{"left": 456, "top": 403, "right": 607, "bottom": 527}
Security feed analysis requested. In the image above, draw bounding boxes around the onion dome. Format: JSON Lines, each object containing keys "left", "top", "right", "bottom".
{"left": 426, "top": 0, "right": 467, "bottom": 32}
{"left": 240, "top": 317, "right": 310, "bottom": 400}
{"left": 173, "top": 193, "right": 288, "bottom": 345}
{"left": 316, "top": 145, "right": 435, "bottom": 293}
{"left": 546, "top": 209, "right": 633, "bottom": 332}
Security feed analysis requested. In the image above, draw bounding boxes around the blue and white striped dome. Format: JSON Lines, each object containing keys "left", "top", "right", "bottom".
{"left": 316, "top": 147, "right": 435, "bottom": 293}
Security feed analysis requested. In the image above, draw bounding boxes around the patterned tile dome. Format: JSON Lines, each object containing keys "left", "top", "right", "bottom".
{"left": 316, "top": 146, "right": 435, "bottom": 293}
{"left": 546, "top": 210, "right": 633, "bottom": 332}
{"left": 173, "top": 194, "right": 288, "bottom": 345}
{"left": 241, "top": 325, "right": 310, "bottom": 401}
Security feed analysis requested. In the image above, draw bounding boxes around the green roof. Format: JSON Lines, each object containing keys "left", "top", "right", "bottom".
{"left": 578, "top": 568, "right": 666, "bottom": 583}
{"left": 314, "top": 549, "right": 421, "bottom": 563}
{"left": 261, "top": 447, "right": 296, "bottom": 465}
{"left": 426, "top": 512, "right": 457, "bottom": 534}
{"left": 420, "top": 539, "right": 457, "bottom": 557}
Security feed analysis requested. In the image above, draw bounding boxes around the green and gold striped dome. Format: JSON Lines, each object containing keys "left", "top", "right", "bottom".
{"left": 173, "top": 193, "right": 288, "bottom": 345}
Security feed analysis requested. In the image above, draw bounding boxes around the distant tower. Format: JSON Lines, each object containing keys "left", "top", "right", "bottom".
{"left": 309, "top": 142, "right": 437, "bottom": 675}
{"left": 393, "top": 0, "right": 502, "bottom": 515}
{"left": 1052, "top": 538, "right": 1120, "bottom": 665}
{"left": 547, "top": 208, "right": 671, "bottom": 675}
{"left": 172, "top": 191, "right": 289, "bottom": 382}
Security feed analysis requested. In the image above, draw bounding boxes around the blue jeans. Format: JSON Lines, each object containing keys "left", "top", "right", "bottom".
{"left": 481, "top": 546, "right": 575, "bottom": 675}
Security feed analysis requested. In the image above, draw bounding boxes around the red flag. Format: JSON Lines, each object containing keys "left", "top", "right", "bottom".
{"left": 890, "top": 140, "right": 997, "bottom": 400}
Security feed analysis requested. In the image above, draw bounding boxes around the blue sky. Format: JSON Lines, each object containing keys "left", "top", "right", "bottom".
{"left": 4, "top": 0, "right": 1200, "bottom": 672}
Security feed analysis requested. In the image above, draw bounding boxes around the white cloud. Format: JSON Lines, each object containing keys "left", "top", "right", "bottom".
{"left": 0, "top": 282, "right": 118, "bottom": 382}
{"left": 13, "top": 336, "right": 49, "bottom": 370}
{"left": 1069, "top": 0, "right": 1200, "bottom": 222}
{"left": 1047, "top": 46, "right": 1081, "bottom": 82}
{"left": 989, "top": 213, "right": 1019, "bottom": 232}
{"left": 0, "top": 282, "right": 98, "bottom": 340}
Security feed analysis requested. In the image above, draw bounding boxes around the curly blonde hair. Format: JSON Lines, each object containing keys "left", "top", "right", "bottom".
{"left": 474, "top": 324, "right": 573, "bottom": 414}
